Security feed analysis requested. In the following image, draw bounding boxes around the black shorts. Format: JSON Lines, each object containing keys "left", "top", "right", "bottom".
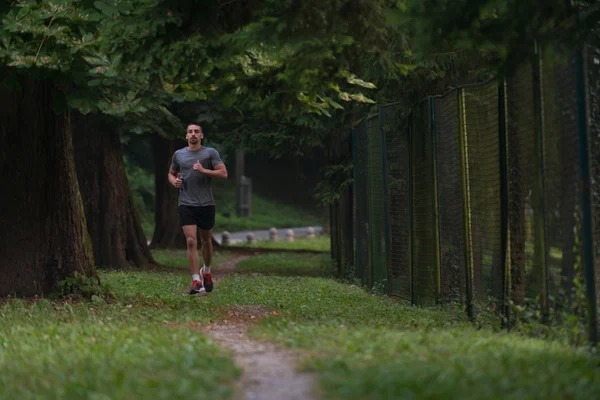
{"left": 178, "top": 205, "right": 216, "bottom": 230}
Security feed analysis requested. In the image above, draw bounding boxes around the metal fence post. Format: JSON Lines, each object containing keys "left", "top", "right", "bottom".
{"left": 532, "top": 42, "right": 550, "bottom": 324}
{"left": 379, "top": 107, "right": 392, "bottom": 294}
{"left": 576, "top": 45, "right": 599, "bottom": 347}
{"left": 351, "top": 127, "right": 360, "bottom": 281}
{"left": 365, "top": 118, "right": 374, "bottom": 288}
{"left": 408, "top": 112, "right": 415, "bottom": 305}
{"left": 430, "top": 97, "right": 442, "bottom": 302}
{"left": 458, "top": 88, "right": 475, "bottom": 320}
{"left": 498, "top": 79, "right": 512, "bottom": 326}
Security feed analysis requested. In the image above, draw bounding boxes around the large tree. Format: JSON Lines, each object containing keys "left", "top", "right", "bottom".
{"left": 0, "top": 2, "right": 101, "bottom": 296}
{"left": 71, "top": 111, "right": 155, "bottom": 268}
{"left": 0, "top": 70, "right": 96, "bottom": 296}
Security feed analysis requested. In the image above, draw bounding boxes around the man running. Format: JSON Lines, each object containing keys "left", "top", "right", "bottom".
{"left": 168, "top": 123, "right": 228, "bottom": 295}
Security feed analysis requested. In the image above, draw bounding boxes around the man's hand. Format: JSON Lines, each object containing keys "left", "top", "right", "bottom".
{"left": 193, "top": 160, "right": 206, "bottom": 173}
{"left": 173, "top": 173, "right": 183, "bottom": 188}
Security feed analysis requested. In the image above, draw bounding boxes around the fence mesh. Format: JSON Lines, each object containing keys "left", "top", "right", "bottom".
{"left": 463, "top": 82, "right": 503, "bottom": 304}
{"left": 380, "top": 105, "right": 411, "bottom": 299}
{"left": 506, "top": 62, "right": 539, "bottom": 306}
{"left": 434, "top": 91, "right": 466, "bottom": 303}
{"left": 353, "top": 121, "right": 370, "bottom": 285}
{"left": 411, "top": 101, "right": 438, "bottom": 305}
{"left": 367, "top": 115, "right": 388, "bottom": 289}
{"left": 346, "top": 38, "right": 599, "bottom": 343}
{"left": 543, "top": 47, "right": 584, "bottom": 319}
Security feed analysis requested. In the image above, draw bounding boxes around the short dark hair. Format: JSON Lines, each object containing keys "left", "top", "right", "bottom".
{"left": 187, "top": 123, "right": 203, "bottom": 132}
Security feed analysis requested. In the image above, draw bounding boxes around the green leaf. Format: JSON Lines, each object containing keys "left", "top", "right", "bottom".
{"left": 88, "top": 79, "right": 103, "bottom": 87}
{"left": 94, "top": 1, "right": 118, "bottom": 17}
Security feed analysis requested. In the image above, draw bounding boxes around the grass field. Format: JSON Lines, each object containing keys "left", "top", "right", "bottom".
{"left": 131, "top": 168, "right": 324, "bottom": 237}
{"left": 232, "top": 234, "right": 330, "bottom": 252}
{"left": 211, "top": 179, "right": 323, "bottom": 232}
{"left": 152, "top": 249, "right": 240, "bottom": 269}
{"left": 235, "top": 253, "right": 334, "bottom": 276}
{"left": 2, "top": 251, "right": 598, "bottom": 400}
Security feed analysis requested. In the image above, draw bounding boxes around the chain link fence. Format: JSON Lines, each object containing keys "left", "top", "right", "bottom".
{"left": 339, "top": 41, "right": 600, "bottom": 343}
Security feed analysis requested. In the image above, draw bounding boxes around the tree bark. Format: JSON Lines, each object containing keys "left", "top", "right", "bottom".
{"left": 150, "top": 136, "right": 187, "bottom": 249}
{"left": 0, "top": 71, "right": 96, "bottom": 296}
{"left": 71, "top": 111, "right": 155, "bottom": 268}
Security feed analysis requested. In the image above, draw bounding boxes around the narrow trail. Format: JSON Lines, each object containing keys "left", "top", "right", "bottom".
{"left": 205, "top": 255, "right": 318, "bottom": 400}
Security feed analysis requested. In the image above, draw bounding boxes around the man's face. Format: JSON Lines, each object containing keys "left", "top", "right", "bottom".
{"left": 186, "top": 125, "right": 203, "bottom": 144}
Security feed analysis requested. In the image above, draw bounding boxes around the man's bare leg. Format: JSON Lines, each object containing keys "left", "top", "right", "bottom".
{"left": 200, "top": 228, "right": 214, "bottom": 292}
{"left": 183, "top": 225, "right": 205, "bottom": 295}
{"left": 200, "top": 228, "right": 213, "bottom": 268}
{"left": 183, "top": 225, "right": 200, "bottom": 275}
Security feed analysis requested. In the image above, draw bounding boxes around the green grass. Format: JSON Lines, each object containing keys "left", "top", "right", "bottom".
{"left": 233, "top": 234, "right": 330, "bottom": 252}
{"left": 0, "top": 292, "right": 239, "bottom": 400}
{"left": 235, "top": 253, "right": 334, "bottom": 276}
{"left": 152, "top": 249, "right": 239, "bottom": 269}
{"left": 211, "top": 179, "right": 322, "bottom": 232}
{"left": 236, "top": 276, "right": 599, "bottom": 400}
{"left": 114, "top": 251, "right": 600, "bottom": 400}
{"left": 3, "top": 251, "right": 598, "bottom": 400}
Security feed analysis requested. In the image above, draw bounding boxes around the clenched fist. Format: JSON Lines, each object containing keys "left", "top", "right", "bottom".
{"left": 173, "top": 173, "right": 183, "bottom": 188}
{"left": 193, "top": 160, "right": 206, "bottom": 173}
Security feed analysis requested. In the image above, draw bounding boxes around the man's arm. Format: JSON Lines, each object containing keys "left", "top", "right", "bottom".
{"left": 168, "top": 167, "right": 183, "bottom": 188}
{"left": 193, "top": 162, "right": 228, "bottom": 179}
{"left": 169, "top": 152, "right": 182, "bottom": 187}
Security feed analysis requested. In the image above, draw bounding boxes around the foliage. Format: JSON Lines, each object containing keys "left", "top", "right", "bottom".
{"left": 404, "top": 0, "right": 600, "bottom": 74}
{"left": 0, "top": 0, "right": 393, "bottom": 119}
{"left": 51, "top": 272, "right": 112, "bottom": 301}
{"left": 123, "top": 153, "right": 155, "bottom": 237}
{"left": 509, "top": 253, "right": 591, "bottom": 347}
{"left": 313, "top": 161, "right": 353, "bottom": 206}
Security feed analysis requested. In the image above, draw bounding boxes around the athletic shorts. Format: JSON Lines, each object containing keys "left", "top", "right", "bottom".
{"left": 178, "top": 205, "right": 216, "bottom": 230}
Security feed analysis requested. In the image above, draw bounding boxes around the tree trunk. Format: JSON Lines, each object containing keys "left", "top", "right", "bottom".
{"left": 71, "top": 112, "right": 155, "bottom": 268}
{"left": 0, "top": 71, "right": 96, "bottom": 297}
{"left": 150, "top": 136, "right": 187, "bottom": 249}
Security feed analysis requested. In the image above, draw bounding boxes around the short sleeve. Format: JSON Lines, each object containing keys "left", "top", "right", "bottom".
{"left": 210, "top": 148, "right": 224, "bottom": 167}
{"left": 170, "top": 151, "right": 180, "bottom": 171}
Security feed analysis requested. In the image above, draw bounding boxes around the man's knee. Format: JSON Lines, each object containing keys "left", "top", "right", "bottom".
{"left": 200, "top": 231, "right": 212, "bottom": 246}
{"left": 186, "top": 237, "right": 198, "bottom": 249}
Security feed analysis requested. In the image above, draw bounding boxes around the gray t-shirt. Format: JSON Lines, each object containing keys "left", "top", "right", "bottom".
{"left": 170, "top": 146, "right": 223, "bottom": 207}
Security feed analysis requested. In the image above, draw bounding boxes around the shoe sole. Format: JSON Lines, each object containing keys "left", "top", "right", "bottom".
{"left": 189, "top": 288, "right": 207, "bottom": 296}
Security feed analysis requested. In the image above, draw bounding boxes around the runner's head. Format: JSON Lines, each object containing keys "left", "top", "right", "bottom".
{"left": 186, "top": 124, "right": 203, "bottom": 145}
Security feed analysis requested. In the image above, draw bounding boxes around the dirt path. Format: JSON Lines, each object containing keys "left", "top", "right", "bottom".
{"left": 156, "top": 251, "right": 318, "bottom": 398}
{"left": 205, "top": 256, "right": 318, "bottom": 400}
{"left": 205, "top": 309, "right": 317, "bottom": 400}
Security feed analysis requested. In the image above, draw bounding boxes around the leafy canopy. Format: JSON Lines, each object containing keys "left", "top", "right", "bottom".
{"left": 0, "top": 0, "right": 396, "bottom": 121}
